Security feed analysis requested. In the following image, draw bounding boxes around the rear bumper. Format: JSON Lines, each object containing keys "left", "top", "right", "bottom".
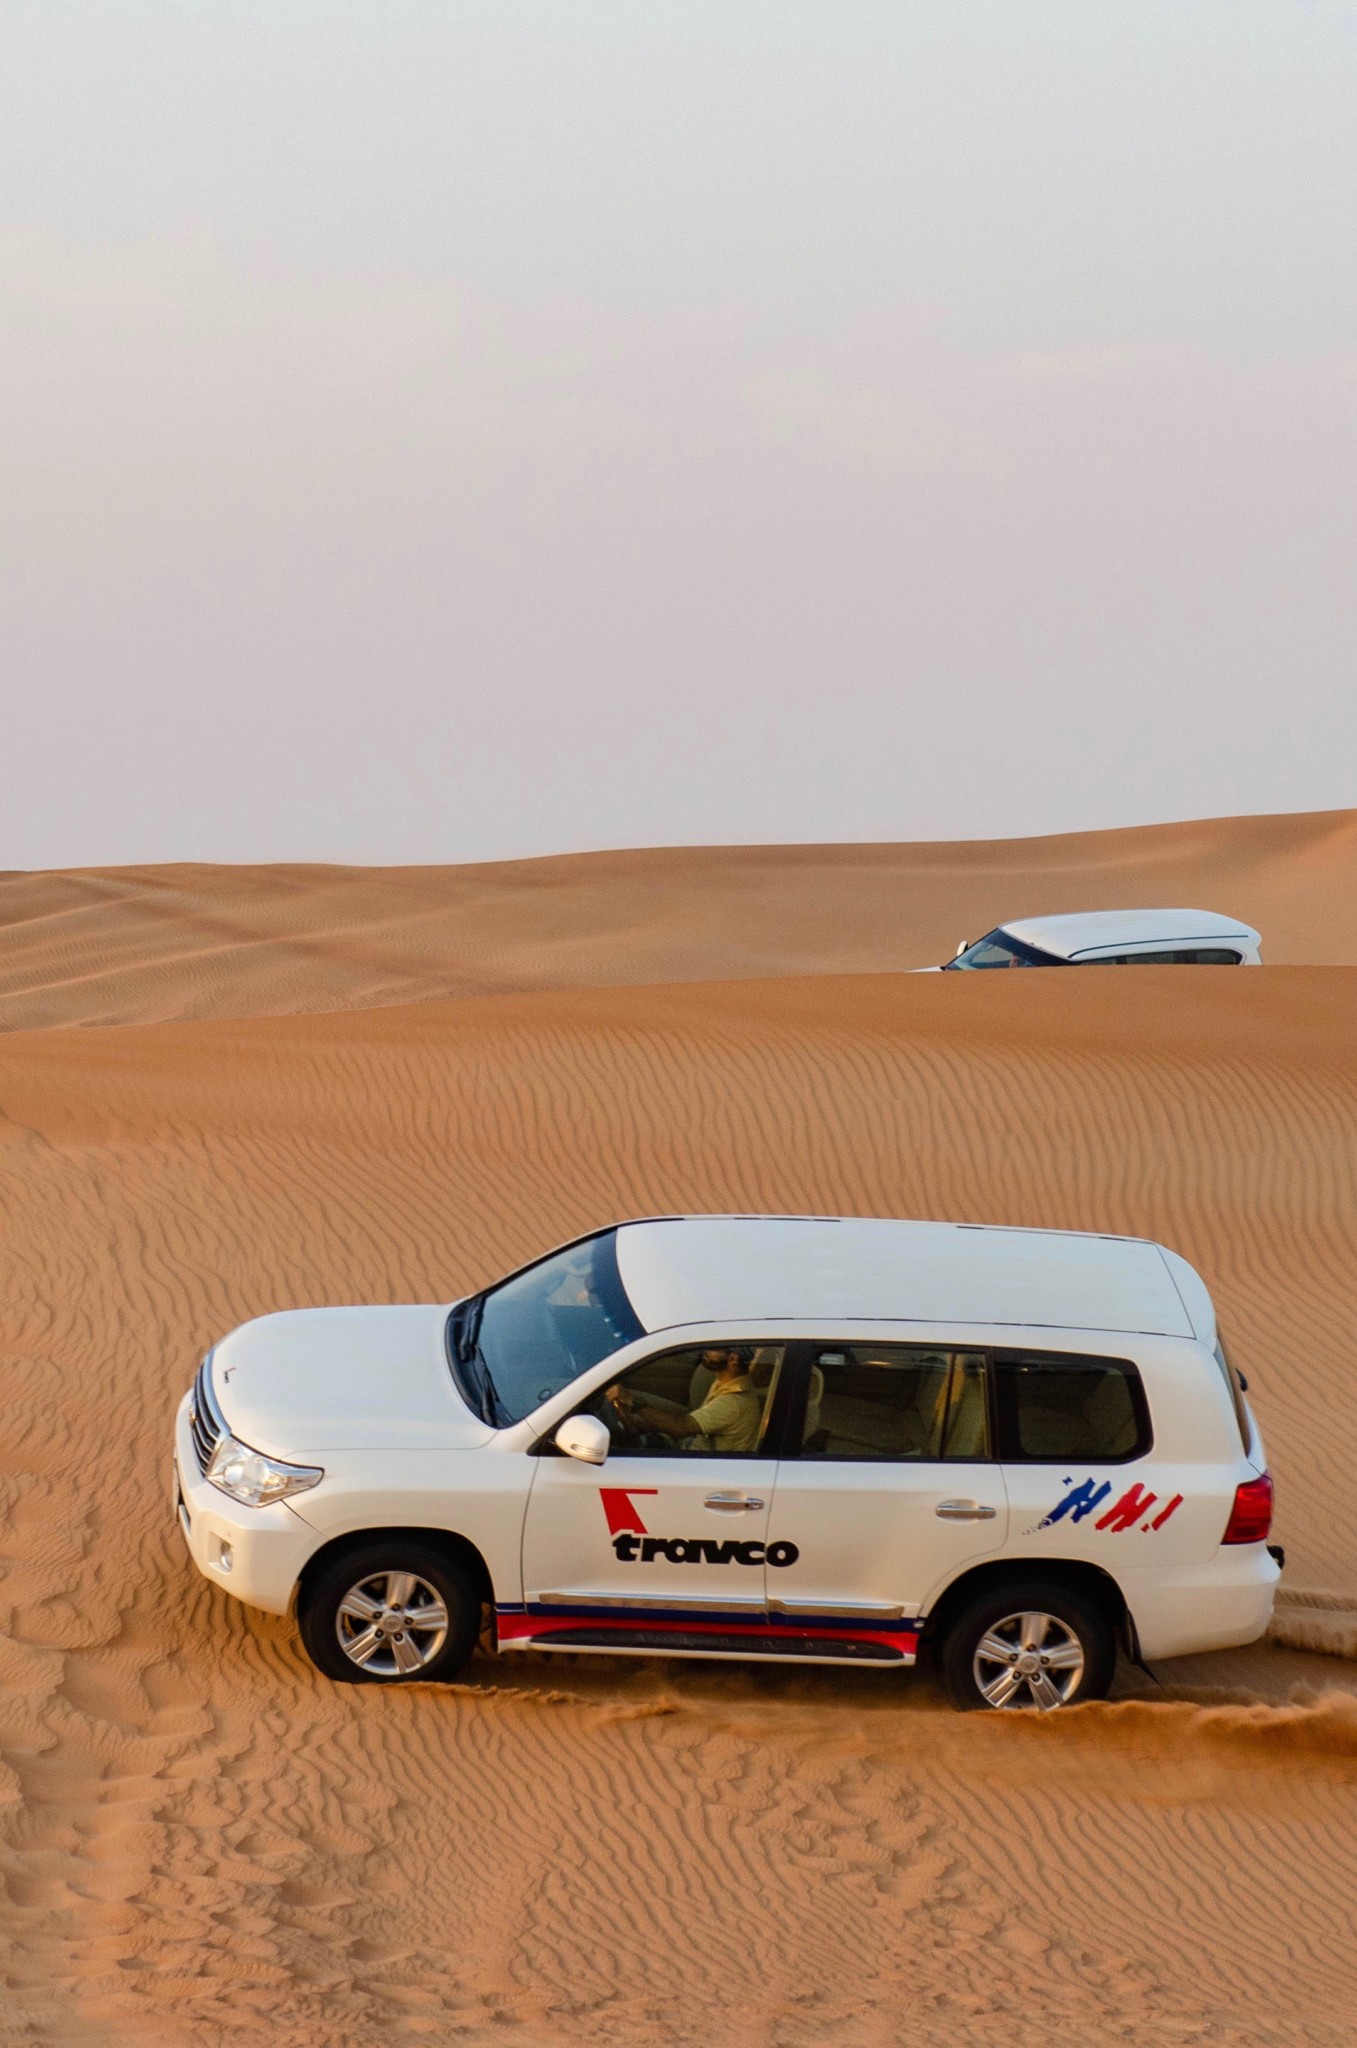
{"left": 173, "top": 1394, "right": 318, "bottom": 1616}
{"left": 1127, "top": 1545, "right": 1280, "bottom": 1662}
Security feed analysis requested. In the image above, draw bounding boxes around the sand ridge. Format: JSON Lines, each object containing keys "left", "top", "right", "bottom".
{"left": 1, "top": 845, "right": 1356, "bottom": 2041}
{"left": 3, "top": 806, "right": 1357, "bottom": 1030}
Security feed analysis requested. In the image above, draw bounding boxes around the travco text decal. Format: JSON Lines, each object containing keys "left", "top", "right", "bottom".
{"left": 598, "top": 1486, "right": 800, "bottom": 1568}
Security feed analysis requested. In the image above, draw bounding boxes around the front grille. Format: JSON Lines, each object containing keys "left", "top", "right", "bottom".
{"left": 188, "top": 1354, "right": 226, "bottom": 1475}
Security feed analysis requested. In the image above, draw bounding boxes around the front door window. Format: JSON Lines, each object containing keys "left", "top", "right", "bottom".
{"left": 599, "top": 1343, "right": 785, "bottom": 1456}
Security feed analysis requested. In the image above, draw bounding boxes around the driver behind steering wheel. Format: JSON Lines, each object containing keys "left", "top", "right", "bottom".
{"left": 605, "top": 1347, "right": 762, "bottom": 1454}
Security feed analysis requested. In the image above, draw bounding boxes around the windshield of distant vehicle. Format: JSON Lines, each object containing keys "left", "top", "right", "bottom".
{"left": 447, "top": 1230, "right": 645, "bottom": 1426}
{"left": 946, "top": 929, "right": 1066, "bottom": 969}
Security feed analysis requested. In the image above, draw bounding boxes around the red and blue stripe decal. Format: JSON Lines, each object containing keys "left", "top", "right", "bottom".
{"left": 496, "top": 1602, "right": 920, "bottom": 1658}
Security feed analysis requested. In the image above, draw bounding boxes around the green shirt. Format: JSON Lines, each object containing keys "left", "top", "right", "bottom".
{"left": 689, "top": 1374, "right": 763, "bottom": 1454}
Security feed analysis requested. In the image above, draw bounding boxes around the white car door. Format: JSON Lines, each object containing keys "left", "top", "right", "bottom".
{"left": 761, "top": 1341, "right": 1010, "bottom": 1663}
{"left": 512, "top": 1340, "right": 786, "bottom": 1655}
{"left": 990, "top": 1344, "right": 1226, "bottom": 1578}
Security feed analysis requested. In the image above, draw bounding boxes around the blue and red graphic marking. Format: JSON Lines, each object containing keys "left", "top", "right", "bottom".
{"left": 1034, "top": 1477, "right": 1183, "bottom": 1535}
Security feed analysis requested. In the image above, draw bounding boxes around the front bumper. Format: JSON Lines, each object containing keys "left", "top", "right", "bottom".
{"left": 173, "top": 1393, "right": 320, "bottom": 1616}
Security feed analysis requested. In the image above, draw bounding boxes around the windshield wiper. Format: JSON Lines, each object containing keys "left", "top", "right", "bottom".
{"left": 447, "top": 1297, "right": 490, "bottom": 1418}
{"left": 469, "top": 1344, "right": 510, "bottom": 1426}
{"left": 448, "top": 1293, "right": 483, "bottom": 1364}
{"left": 446, "top": 1296, "right": 510, "bottom": 1427}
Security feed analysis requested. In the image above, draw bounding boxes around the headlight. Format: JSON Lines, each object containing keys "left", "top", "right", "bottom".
{"left": 206, "top": 1433, "right": 323, "bottom": 1507}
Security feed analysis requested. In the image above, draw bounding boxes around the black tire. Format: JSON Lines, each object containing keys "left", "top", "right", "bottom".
{"left": 941, "top": 1580, "right": 1115, "bottom": 1712}
{"left": 298, "top": 1541, "right": 480, "bottom": 1686}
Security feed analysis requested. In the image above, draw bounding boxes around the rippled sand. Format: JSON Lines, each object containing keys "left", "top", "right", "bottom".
{"left": 1, "top": 823, "right": 1355, "bottom": 2045}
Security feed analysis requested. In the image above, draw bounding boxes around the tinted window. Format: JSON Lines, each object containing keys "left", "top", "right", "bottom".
{"left": 1213, "top": 1336, "right": 1251, "bottom": 1450}
{"left": 453, "top": 1230, "right": 644, "bottom": 1423}
{"left": 1088, "top": 949, "right": 1242, "bottom": 966}
{"left": 994, "top": 1352, "right": 1148, "bottom": 1462}
{"left": 798, "top": 1347, "right": 990, "bottom": 1460}
{"left": 581, "top": 1344, "right": 786, "bottom": 1457}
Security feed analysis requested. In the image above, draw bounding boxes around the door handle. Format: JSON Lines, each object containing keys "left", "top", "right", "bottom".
{"left": 935, "top": 1499, "right": 998, "bottom": 1520}
{"left": 704, "top": 1493, "right": 765, "bottom": 1513}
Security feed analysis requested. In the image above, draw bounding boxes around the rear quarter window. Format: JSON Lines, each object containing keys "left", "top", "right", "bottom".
{"left": 994, "top": 1351, "right": 1150, "bottom": 1463}
{"left": 1213, "top": 1337, "right": 1252, "bottom": 1452}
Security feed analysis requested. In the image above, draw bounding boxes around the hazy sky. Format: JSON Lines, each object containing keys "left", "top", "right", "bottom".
{"left": 4, "top": 2, "right": 1355, "bottom": 868}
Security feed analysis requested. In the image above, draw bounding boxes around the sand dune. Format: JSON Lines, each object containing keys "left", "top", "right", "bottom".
{"left": 3, "top": 805, "right": 1357, "bottom": 1030}
{"left": 2, "top": 900, "right": 1357, "bottom": 2043}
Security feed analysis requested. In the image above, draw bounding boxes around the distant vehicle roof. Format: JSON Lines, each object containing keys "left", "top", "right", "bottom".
{"left": 999, "top": 908, "right": 1259, "bottom": 959}
{"left": 613, "top": 1215, "right": 1204, "bottom": 1341}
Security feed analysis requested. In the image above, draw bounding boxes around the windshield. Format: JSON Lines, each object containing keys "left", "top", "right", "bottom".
{"left": 946, "top": 929, "right": 1066, "bottom": 970}
{"left": 447, "top": 1229, "right": 644, "bottom": 1426}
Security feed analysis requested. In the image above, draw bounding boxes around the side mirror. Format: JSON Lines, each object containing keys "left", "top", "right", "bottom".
{"left": 955, "top": 939, "right": 970, "bottom": 958}
{"left": 554, "top": 1412, "right": 611, "bottom": 1465}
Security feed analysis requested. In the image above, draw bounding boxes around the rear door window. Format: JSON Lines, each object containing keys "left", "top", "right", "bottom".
{"left": 993, "top": 1351, "right": 1149, "bottom": 1462}
{"left": 796, "top": 1346, "right": 991, "bottom": 1459}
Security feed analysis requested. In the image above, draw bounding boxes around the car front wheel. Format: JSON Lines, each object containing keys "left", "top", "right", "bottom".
{"left": 941, "top": 1581, "right": 1115, "bottom": 1712}
{"left": 299, "top": 1542, "right": 480, "bottom": 1685}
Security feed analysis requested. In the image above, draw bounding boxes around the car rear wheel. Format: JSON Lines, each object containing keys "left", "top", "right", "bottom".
{"left": 941, "top": 1581, "right": 1115, "bottom": 1711}
{"left": 299, "top": 1542, "right": 480, "bottom": 1685}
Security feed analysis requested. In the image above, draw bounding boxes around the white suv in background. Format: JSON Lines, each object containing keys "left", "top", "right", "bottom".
{"left": 929, "top": 908, "right": 1262, "bottom": 971}
{"left": 174, "top": 1215, "right": 1279, "bottom": 1712}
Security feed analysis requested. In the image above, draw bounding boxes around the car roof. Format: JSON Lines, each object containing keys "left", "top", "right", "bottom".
{"left": 613, "top": 1215, "right": 1202, "bottom": 1340}
{"left": 999, "top": 908, "right": 1258, "bottom": 959}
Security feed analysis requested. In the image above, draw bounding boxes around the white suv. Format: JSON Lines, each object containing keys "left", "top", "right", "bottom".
{"left": 174, "top": 1215, "right": 1280, "bottom": 1711}
{"left": 928, "top": 908, "right": 1262, "bottom": 971}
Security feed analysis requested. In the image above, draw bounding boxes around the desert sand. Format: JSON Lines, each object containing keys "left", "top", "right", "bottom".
{"left": 5, "top": 806, "right": 1357, "bottom": 1030}
{"left": 1, "top": 816, "right": 1356, "bottom": 2046}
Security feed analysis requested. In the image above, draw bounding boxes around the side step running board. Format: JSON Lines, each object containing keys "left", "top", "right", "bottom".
{"left": 527, "top": 1627, "right": 909, "bottom": 1661}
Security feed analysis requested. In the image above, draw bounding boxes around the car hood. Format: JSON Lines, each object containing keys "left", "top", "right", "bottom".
{"left": 209, "top": 1304, "right": 495, "bottom": 1456}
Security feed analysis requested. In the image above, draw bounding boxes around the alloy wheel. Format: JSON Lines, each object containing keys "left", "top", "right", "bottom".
{"left": 334, "top": 1569, "right": 450, "bottom": 1677}
{"left": 972, "top": 1608, "right": 1085, "bottom": 1710}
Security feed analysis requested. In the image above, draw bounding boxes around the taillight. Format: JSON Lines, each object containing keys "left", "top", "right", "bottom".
{"left": 1222, "top": 1472, "right": 1273, "bottom": 1544}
